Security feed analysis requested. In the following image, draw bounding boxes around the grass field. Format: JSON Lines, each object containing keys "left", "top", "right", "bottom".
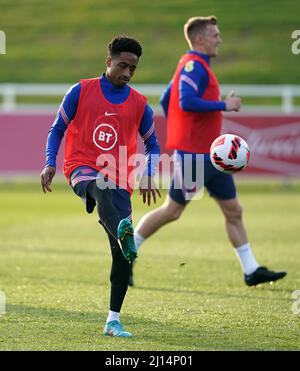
{"left": 1, "top": 0, "right": 300, "bottom": 84}
{"left": 0, "top": 181, "right": 299, "bottom": 350}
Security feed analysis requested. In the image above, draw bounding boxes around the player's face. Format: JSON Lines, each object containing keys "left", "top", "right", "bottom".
{"left": 201, "top": 24, "right": 222, "bottom": 57}
{"left": 105, "top": 52, "right": 139, "bottom": 87}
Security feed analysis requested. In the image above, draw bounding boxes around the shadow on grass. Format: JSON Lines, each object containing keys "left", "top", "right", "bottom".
{"left": 132, "top": 283, "right": 291, "bottom": 302}
{"left": 4, "top": 302, "right": 297, "bottom": 351}
{"left": 6, "top": 303, "right": 103, "bottom": 322}
{"left": 2, "top": 304, "right": 233, "bottom": 350}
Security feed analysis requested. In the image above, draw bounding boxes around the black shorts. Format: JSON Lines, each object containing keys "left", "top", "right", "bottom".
{"left": 70, "top": 166, "right": 132, "bottom": 221}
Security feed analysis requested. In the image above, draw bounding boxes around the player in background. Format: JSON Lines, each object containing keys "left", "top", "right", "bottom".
{"left": 41, "top": 35, "right": 161, "bottom": 337}
{"left": 132, "top": 17, "right": 286, "bottom": 287}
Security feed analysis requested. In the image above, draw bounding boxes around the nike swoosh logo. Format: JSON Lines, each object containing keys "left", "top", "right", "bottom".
{"left": 104, "top": 112, "right": 118, "bottom": 116}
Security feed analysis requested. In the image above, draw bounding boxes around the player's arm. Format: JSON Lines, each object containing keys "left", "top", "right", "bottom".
{"left": 179, "top": 61, "right": 240, "bottom": 112}
{"left": 41, "top": 83, "right": 81, "bottom": 193}
{"left": 138, "top": 103, "right": 161, "bottom": 206}
{"left": 159, "top": 80, "right": 173, "bottom": 118}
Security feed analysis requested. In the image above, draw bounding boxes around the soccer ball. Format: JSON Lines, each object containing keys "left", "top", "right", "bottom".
{"left": 210, "top": 134, "right": 250, "bottom": 173}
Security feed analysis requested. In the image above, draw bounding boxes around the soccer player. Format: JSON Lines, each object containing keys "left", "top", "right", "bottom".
{"left": 132, "top": 17, "right": 287, "bottom": 287}
{"left": 41, "top": 35, "right": 160, "bottom": 337}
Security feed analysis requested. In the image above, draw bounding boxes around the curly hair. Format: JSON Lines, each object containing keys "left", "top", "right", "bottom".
{"left": 108, "top": 35, "right": 142, "bottom": 58}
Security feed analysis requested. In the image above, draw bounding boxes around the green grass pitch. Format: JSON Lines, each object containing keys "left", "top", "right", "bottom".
{"left": 1, "top": 0, "right": 300, "bottom": 84}
{"left": 0, "top": 181, "right": 299, "bottom": 350}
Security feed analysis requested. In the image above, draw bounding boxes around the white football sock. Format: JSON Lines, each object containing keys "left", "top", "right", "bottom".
{"left": 134, "top": 231, "right": 145, "bottom": 251}
{"left": 106, "top": 310, "right": 120, "bottom": 324}
{"left": 235, "top": 243, "right": 260, "bottom": 275}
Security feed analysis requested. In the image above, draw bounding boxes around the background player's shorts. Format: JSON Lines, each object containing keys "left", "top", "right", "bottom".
{"left": 169, "top": 151, "right": 237, "bottom": 205}
{"left": 70, "top": 165, "right": 132, "bottom": 221}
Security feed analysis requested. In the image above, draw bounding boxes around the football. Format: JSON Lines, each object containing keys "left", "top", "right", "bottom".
{"left": 210, "top": 134, "right": 250, "bottom": 173}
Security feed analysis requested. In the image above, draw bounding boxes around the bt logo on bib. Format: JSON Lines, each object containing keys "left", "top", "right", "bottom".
{"left": 93, "top": 123, "right": 118, "bottom": 151}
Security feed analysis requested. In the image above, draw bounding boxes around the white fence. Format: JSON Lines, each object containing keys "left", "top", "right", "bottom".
{"left": 1, "top": 83, "right": 300, "bottom": 113}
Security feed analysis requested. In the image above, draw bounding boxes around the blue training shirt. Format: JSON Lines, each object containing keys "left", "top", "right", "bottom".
{"left": 160, "top": 51, "right": 226, "bottom": 159}
{"left": 46, "top": 75, "right": 160, "bottom": 176}
{"left": 160, "top": 51, "right": 226, "bottom": 116}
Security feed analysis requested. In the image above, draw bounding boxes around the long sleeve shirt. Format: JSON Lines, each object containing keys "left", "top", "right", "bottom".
{"left": 46, "top": 75, "right": 160, "bottom": 176}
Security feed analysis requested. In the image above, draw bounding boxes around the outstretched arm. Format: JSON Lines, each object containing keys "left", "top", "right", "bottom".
{"left": 41, "top": 83, "right": 81, "bottom": 193}
{"left": 138, "top": 104, "right": 161, "bottom": 206}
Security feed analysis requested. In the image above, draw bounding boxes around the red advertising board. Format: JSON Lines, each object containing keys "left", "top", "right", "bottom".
{"left": 222, "top": 114, "right": 300, "bottom": 177}
{"left": 0, "top": 112, "right": 300, "bottom": 177}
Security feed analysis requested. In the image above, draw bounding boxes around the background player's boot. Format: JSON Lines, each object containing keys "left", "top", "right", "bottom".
{"left": 103, "top": 320, "right": 132, "bottom": 337}
{"left": 118, "top": 219, "right": 137, "bottom": 263}
{"left": 244, "top": 266, "right": 287, "bottom": 286}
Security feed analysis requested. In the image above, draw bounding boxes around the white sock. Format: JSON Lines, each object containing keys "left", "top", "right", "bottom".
{"left": 235, "top": 243, "right": 260, "bottom": 275}
{"left": 134, "top": 231, "right": 145, "bottom": 251}
{"left": 106, "top": 310, "right": 120, "bottom": 324}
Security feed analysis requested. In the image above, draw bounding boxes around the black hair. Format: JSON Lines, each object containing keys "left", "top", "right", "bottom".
{"left": 108, "top": 35, "right": 142, "bottom": 58}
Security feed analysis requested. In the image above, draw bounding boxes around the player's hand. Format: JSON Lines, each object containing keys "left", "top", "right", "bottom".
{"left": 225, "top": 91, "right": 241, "bottom": 112}
{"left": 139, "top": 175, "right": 161, "bottom": 206}
{"left": 40, "top": 166, "right": 56, "bottom": 194}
